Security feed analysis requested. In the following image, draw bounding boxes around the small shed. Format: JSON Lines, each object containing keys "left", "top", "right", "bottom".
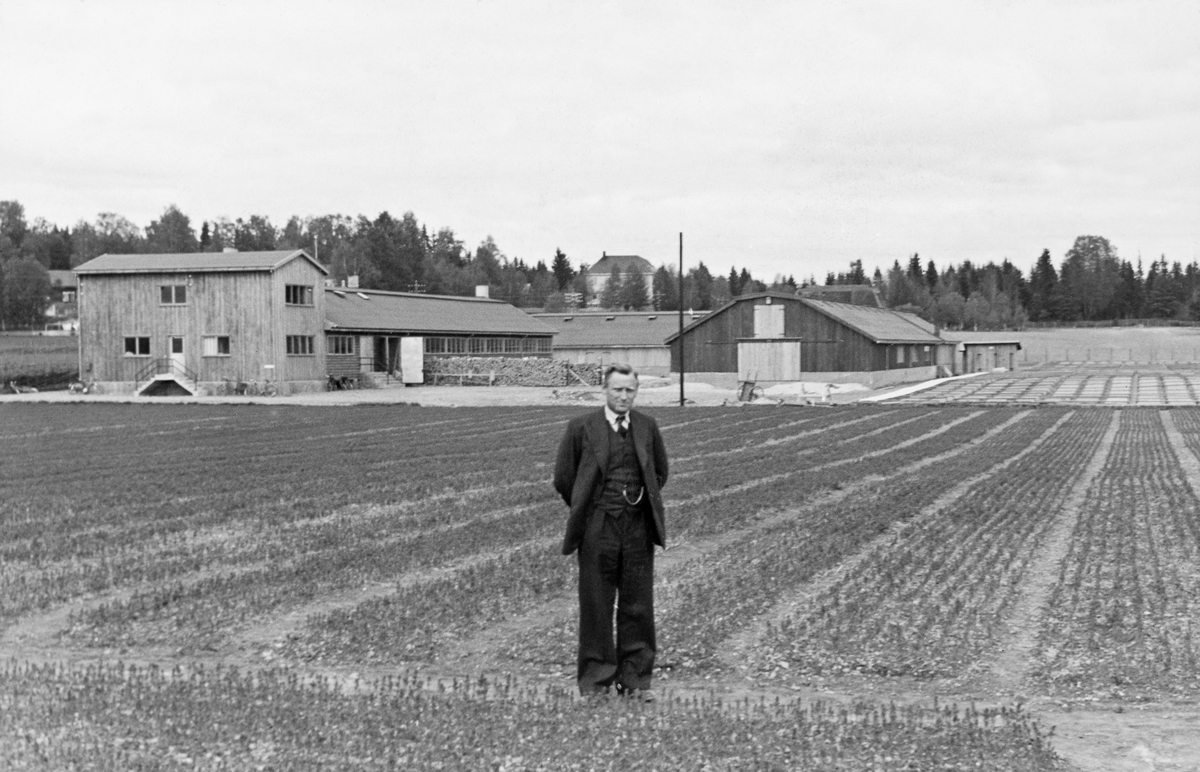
{"left": 666, "top": 292, "right": 953, "bottom": 388}
{"left": 534, "top": 311, "right": 706, "bottom": 376}
{"left": 941, "top": 332, "right": 1023, "bottom": 374}
{"left": 325, "top": 288, "right": 555, "bottom": 383}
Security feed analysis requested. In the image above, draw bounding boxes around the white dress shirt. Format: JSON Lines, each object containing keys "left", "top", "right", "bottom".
{"left": 604, "top": 405, "right": 629, "bottom": 434}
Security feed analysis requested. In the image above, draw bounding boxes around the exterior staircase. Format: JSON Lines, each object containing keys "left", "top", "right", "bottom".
{"left": 134, "top": 359, "right": 200, "bottom": 396}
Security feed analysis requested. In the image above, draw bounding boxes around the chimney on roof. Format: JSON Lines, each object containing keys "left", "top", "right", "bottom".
{"left": 475, "top": 285, "right": 490, "bottom": 299}
{"left": 347, "top": 275, "right": 359, "bottom": 289}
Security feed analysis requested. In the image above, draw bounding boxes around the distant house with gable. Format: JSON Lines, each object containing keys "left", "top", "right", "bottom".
{"left": 44, "top": 269, "right": 78, "bottom": 330}
{"left": 586, "top": 253, "right": 655, "bottom": 307}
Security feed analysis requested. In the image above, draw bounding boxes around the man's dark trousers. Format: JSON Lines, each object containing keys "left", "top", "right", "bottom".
{"left": 576, "top": 500, "right": 655, "bottom": 693}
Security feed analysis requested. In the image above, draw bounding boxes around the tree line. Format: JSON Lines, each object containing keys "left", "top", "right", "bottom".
{"left": 0, "top": 199, "right": 1190, "bottom": 331}
{"left": 830, "top": 234, "right": 1200, "bottom": 330}
{"left": 0, "top": 200, "right": 793, "bottom": 328}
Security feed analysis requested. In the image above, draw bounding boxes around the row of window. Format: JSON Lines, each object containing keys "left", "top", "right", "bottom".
{"left": 156, "top": 284, "right": 316, "bottom": 306}
{"left": 423, "top": 336, "right": 552, "bottom": 354}
{"left": 122, "top": 335, "right": 310, "bottom": 357}
{"left": 120, "top": 334, "right": 550, "bottom": 358}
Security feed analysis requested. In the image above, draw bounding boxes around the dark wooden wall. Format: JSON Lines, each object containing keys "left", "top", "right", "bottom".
{"left": 672, "top": 298, "right": 879, "bottom": 373}
{"left": 670, "top": 297, "right": 940, "bottom": 374}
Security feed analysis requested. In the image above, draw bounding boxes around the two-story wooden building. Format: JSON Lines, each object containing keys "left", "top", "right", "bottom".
{"left": 75, "top": 250, "right": 328, "bottom": 395}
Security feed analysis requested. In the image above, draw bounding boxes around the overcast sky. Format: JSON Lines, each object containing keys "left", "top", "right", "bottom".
{"left": 2, "top": 0, "right": 1197, "bottom": 281}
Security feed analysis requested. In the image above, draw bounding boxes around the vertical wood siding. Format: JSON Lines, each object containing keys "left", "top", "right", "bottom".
{"left": 78, "top": 257, "right": 326, "bottom": 384}
{"left": 671, "top": 297, "right": 892, "bottom": 373}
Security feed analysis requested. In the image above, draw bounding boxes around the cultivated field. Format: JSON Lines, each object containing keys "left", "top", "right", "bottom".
{"left": 3, "top": 403, "right": 1200, "bottom": 770}
{"left": 0, "top": 333, "right": 78, "bottom": 386}
{"left": 885, "top": 367, "right": 1200, "bottom": 407}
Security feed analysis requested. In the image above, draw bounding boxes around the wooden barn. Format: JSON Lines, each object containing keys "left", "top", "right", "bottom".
{"left": 75, "top": 250, "right": 327, "bottom": 395}
{"left": 533, "top": 310, "right": 706, "bottom": 376}
{"left": 325, "top": 288, "right": 555, "bottom": 385}
{"left": 666, "top": 291, "right": 954, "bottom": 387}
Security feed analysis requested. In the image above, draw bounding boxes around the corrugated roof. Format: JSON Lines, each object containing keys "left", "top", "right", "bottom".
{"left": 589, "top": 254, "right": 654, "bottom": 275}
{"left": 801, "top": 299, "right": 945, "bottom": 343}
{"left": 533, "top": 312, "right": 705, "bottom": 348}
{"left": 325, "top": 289, "right": 555, "bottom": 336}
{"left": 74, "top": 250, "right": 326, "bottom": 275}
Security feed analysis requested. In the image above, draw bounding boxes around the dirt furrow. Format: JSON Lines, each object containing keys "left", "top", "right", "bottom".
{"left": 717, "top": 409, "right": 1071, "bottom": 680}
{"left": 980, "top": 410, "right": 1119, "bottom": 695}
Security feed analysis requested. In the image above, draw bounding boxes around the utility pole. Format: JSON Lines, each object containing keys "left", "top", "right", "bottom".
{"left": 679, "top": 232, "right": 685, "bottom": 407}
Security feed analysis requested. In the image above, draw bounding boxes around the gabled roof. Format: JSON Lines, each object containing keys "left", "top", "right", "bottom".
{"left": 533, "top": 311, "right": 707, "bottom": 348}
{"left": 800, "top": 299, "right": 945, "bottom": 344}
{"left": 325, "top": 288, "right": 555, "bottom": 336}
{"left": 589, "top": 254, "right": 655, "bottom": 276}
{"left": 74, "top": 249, "right": 327, "bottom": 275}
{"left": 895, "top": 311, "right": 937, "bottom": 334}
{"left": 664, "top": 292, "right": 945, "bottom": 345}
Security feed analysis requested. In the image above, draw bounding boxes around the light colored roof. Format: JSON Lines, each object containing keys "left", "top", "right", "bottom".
{"left": 895, "top": 311, "right": 937, "bottom": 334}
{"left": 325, "top": 288, "right": 555, "bottom": 336}
{"left": 589, "top": 254, "right": 655, "bottom": 275}
{"left": 941, "top": 331, "right": 1022, "bottom": 347}
{"left": 74, "top": 250, "right": 327, "bottom": 275}
{"left": 665, "top": 292, "right": 945, "bottom": 345}
{"left": 798, "top": 284, "right": 882, "bottom": 308}
{"left": 534, "top": 311, "right": 706, "bottom": 348}
{"left": 47, "top": 270, "right": 76, "bottom": 287}
{"left": 801, "top": 299, "right": 945, "bottom": 344}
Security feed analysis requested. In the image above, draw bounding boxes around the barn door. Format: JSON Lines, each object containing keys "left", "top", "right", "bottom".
{"left": 753, "top": 304, "right": 785, "bottom": 338}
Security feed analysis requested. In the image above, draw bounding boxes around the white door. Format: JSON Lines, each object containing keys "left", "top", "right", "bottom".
{"left": 400, "top": 337, "right": 424, "bottom": 384}
{"left": 168, "top": 336, "right": 185, "bottom": 373}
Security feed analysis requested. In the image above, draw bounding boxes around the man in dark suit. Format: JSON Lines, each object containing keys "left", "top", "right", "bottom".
{"left": 554, "top": 363, "right": 669, "bottom": 701}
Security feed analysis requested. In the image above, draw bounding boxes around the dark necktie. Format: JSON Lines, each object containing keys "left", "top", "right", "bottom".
{"left": 616, "top": 414, "right": 627, "bottom": 438}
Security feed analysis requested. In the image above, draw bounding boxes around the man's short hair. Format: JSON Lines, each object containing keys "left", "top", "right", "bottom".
{"left": 603, "top": 363, "right": 638, "bottom": 386}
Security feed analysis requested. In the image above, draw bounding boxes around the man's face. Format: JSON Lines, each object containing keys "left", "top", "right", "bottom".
{"left": 604, "top": 372, "right": 639, "bottom": 415}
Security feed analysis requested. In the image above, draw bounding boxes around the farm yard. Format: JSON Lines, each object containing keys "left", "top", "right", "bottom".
{"left": 2, "top": 402, "right": 1200, "bottom": 769}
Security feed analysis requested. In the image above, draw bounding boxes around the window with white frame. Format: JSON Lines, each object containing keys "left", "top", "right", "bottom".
{"left": 160, "top": 285, "right": 187, "bottom": 304}
{"left": 327, "top": 335, "right": 355, "bottom": 355}
{"left": 202, "top": 336, "right": 231, "bottom": 356}
{"left": 124, "top": 337, "right": 150, "bottom": 356}
{"left": 285, "top": 285, "right": 314, "bottom": 305}
{"left": 286, "top": 335, "right": 315, "bottom": 355}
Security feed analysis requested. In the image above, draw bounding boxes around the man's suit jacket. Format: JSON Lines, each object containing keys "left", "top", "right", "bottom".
{"left": 553, "top": 408, "right": 669, "bottom": 556}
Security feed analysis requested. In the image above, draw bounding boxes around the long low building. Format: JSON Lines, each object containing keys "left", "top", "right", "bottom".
{"left": 326, "top": 288, "right": 555, "bottom": 383}
{"left": 532, "top": 311, "right": 706, "bottom": 376}
{"left": 74, "top": 250, "right": 554, "bottom": 394}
